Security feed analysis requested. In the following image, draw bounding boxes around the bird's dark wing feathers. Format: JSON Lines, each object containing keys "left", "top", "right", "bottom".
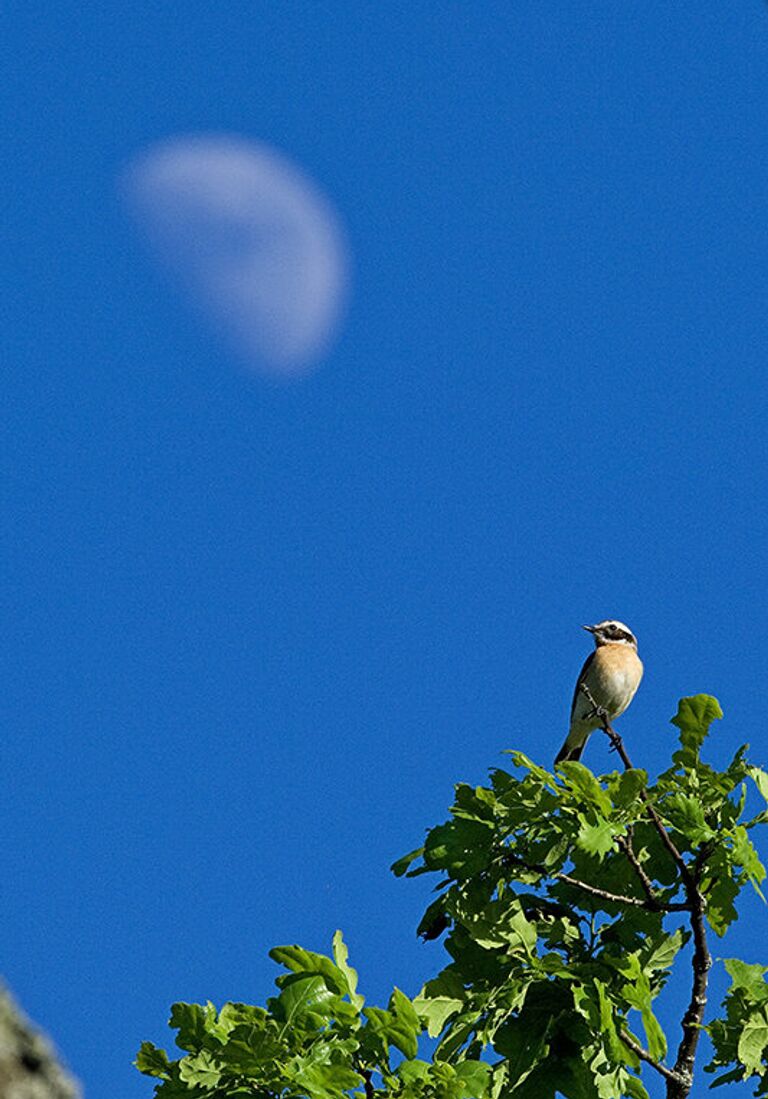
{"left": 570, "top": 651, "right": 595, "bottom": 719}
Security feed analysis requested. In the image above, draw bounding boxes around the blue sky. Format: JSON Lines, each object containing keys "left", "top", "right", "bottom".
{"left": 4, "top": 4, "right": 768, "bottom": 1097}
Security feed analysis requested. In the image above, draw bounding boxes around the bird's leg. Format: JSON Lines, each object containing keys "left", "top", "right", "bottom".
{"left": 604, "top": 726, "right": 623, "bottom": 753}
{"left": 578, "top": 682, "right": 622, "bottom": 752}
{"left": 578, "top": 682, "right": 608, "bottom": 724}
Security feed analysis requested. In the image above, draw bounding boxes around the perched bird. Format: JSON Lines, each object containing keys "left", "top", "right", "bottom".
{"left": 555, "top": 620, "right": 643, "bottom": 765}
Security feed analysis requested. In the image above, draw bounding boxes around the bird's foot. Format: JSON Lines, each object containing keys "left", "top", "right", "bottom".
{"left": 604, "top": 726, "right": 622, "bottom": 753}
{"left": 584, "top": 702, "right": 610, "bottom": 725}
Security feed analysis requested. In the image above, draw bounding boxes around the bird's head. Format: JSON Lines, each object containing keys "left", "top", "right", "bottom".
{"left": 583, "top": 620, "right": 638, "bottom": 648}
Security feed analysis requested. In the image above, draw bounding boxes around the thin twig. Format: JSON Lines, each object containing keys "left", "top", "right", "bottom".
{"left": 616, "top": 829, "right": 658, "bottom": 904}
{"left": 554, "top": 870, "right": 686, "bottom": 911}
{"left": 579, "top": 683, "right": 691, "bottom": 882}
{"left": 554, "top": 870, "right": 655, "bottom": 908}
{"left": 502, "top": 854, "right": 686, "bottom": 912}
{"left": 619, "top": 1028, "right": 682, "bottom": 1086}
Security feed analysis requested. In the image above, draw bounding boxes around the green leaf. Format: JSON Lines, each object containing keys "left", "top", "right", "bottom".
{"left": 594, "top": 979, "right": 627, "bottom": 1063}
{"left": 272, "top": 974, "right": 338, "bottom": 1028}
{"left": 454, "top": 1060, "right": 491, "bottom": 1098}
{"left": 506, "top": 906, "right": 538, "bottom": 957}
{"left": 452, "top": 783, "right": 498, "bottom": 823}
{"left": 492, "top": 1015, "right": 550, "bottom": 1090}
{"left": 615, "top": 960, "right": 666, "bottom": 1060}
{"left": 640, "top": 1004, "right": 667, "bottom": 1062}
{"left": 392, "top": 847, "right": 424, "bottom": 877}
{"left": 269, "top": 944, "right": 348, "bottom": 995}
{"left": 448, "top": 894, "right": 536, "bottom": 958}
{"left": 214, "top": 1001, "right": 273, "bottom": 1045}
{"left": 292, "top": 1054, "right": 362, "bottom": 1099}
{"left": 398, "top": 1059, "right": 431, "bottom": 1085}
{"left": 576, "top": 816, "right": 616, "bottom": 860}
{"left": 135, "top": 1042, "right": 171, "bottom": 1078}
{"left": 708, "top": 1066, "right": 748, "bottom": 1089}
{"left": 731, "top": 826, "right": 767, "bottom": 896}
{"left": 217, "top": 1001, "right": 267, "bottom": 1027}
{"left": 643, "top": 929, "right": 687, "bottom": 973}
{"left": 364, "top": 989, "right": 421, "bottom": 1060}
{"left": 423, "top": 819, "right": 494, "bottom": 879}
{"left": 413, "top": 993, "right": 464, "bottom": 1038}
{"left": 417, "top": 896, "right": 452, "bottom": 942}
{"left": 434, "top": 1012, "right": 480, "bottom": 1062}
{"left": 332, "top": 930, "right": 365, "bottom": 1010}
{"left": 169, "top": 1002, "right": 216, "bottom": 1053}
{"left": 215, "top": 1025, "right": 284, "bottom": 1075}
{"left": 558, "top": 762, "right": 613, "bottom": 817}
{"left": 609, "top": 768, "right": 647, "bottom": 808}
{"left": 737, "top": 1007, "right": 768, "bottom": 1075}
{"left": 702, "top": 848, "right": 741, "bottom": 936}
{"left": 670, "top": 694, "right": 723, "bottom": 757}
{"left": 661, "top": 793, "right": 715, "bottom": 845}
{"left": 178, "top": 1050, "right": 222, "bottom": 1087}
{"left": 622, "top": 1075, "right": 650, "bottom": 1099}
{"left": 706, "top": 962, "right": 768, "bottom": 1088}
{"left": 749, "top": 766, "right": 768, "bottom": 805}
{"left": 723, "top": 958, "right": 768, "bottom": 1002}
{"left": 143, "top": 1078, "right": 193, "bottom": 1099}
{"left": 389, "top": 988, "right": 421, "bottom": 1059}
{"left": 506, "top": 751, "right": 555, "bottom": 784}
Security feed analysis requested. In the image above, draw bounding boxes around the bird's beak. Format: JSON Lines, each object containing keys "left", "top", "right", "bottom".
{"left": 582, "top": 624, "right": 597, "bottom": 634}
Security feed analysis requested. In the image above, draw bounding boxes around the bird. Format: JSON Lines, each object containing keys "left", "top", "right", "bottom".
{"left": 555, "top": 620, "right": 643, "bottom": 765}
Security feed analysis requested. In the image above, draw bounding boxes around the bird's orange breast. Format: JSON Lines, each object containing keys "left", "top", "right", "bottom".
{"left": 591, "top": 644, "right": 644, "bottom": 716}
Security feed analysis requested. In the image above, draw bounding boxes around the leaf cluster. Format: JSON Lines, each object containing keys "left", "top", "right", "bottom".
{"left": 706, "top": 960, "right": 768, "bottom": 1093}
{"left": 139, "top": 696, "right": 768, "bottom": 1098}
{"left": 393, "top": 695, "right": 768, "bottom": 1096}
{"left": 137, "top": 930, "right": 490, "bottom": 1099}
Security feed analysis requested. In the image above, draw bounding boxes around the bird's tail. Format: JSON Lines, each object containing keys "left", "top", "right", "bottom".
{"left": 554, "top": 738, "right": 584, "bottom": 766}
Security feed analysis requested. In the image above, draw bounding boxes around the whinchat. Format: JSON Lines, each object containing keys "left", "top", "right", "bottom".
{"left": 555, "top": 620, "right": 643, "bottom": 765}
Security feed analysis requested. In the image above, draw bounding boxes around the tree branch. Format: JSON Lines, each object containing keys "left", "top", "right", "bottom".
{"left": 554, "top": 870, "right": 656, "bottom": 908}
{"left": 577, "top": 684, "right": 712, "bottom": 1099}
{"left": 360, "top": 1068, "right": 375, "bottom": 1099}
{"left": 554, "top": 869, "right": 687, "bottom": 911}
{"left": 502, "top": 854, "right": 686, "bottom": 912}
{"left": 667, "top": 883, "right": 711, "bottom": 1098}
{"left": 619, "top": 1028, "right": 682, "bottom": 1086}
{"left": 579, "top": 683, "right": 691, "bottom": 883}
{"left": 616, "top": 829, "right": 659, "bottom": 905}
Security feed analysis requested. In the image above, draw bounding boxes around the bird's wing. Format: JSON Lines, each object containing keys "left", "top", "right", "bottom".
{"left": 570, "top": 651, "right": 595, "bottom": 723}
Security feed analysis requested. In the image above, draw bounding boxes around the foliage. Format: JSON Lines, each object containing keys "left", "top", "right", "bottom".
{"left": 706, "top": 960, "right": 768, "bottom": 1093}
{"left": 139, "top": 696, "right": 768, "bottom": 1098}
{"left": 136, "top": 929, "right": 490, "bottom": 1099}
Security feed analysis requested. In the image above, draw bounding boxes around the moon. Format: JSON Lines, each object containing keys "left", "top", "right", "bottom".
{"left": 122, "top": 135, "right": 349, "bottom": 376}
